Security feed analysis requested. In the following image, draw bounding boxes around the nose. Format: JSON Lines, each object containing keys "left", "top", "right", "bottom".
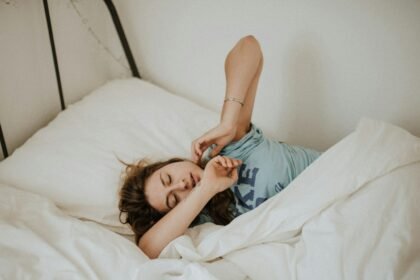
{"left": 169, "top": 180, "right": 188, "bottom": 192}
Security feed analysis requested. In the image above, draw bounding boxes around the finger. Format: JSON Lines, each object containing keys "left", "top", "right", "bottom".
{"left": 191, "top": 138, "right": 201, "bottom": 155}
{"left": 194, "top": 140, "right": 209, "bottom": 160}
{"left": 193, "top": 153, "right": 201, "bottom": 164}
{"left": 219, "top": 156, "right": 230, "bottom": 168}
{"left": 233, "top": 159, "right": 242, "bottom": 166}
{"left": 191, "top": 142, "right": 199, "bottom": 163}
{"left": 194, "top": 140, "right": 203, "bottom": 157}
{"left": 215, "top": 157, "right": 232, "bottom": 171}
{"left": 213, "top": 155, "right": 226, "bottom": 167}
{"left": 191, "top": 153, "right": 198, "bottom": 163}
{"left": 229, "top": 168, "right": 238, "bottom": 181}
{"left": 192, "top": 149, "right": 201, "bottom": 164}
{"left": 221, "top": 156, "right": 241, "bottom": 168}
{"left": 223, "top": 157, "right": 234, "bottom": 168}
{"left": 192, "top": 147, "right": 203, "bottom": 163}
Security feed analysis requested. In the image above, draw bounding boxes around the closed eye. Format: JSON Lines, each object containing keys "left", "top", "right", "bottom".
{"left": 160, "top": 172, "right": 172, "bottom": 187}
{"left": 168, "top": 192, "right": 178, "bottom": 209}
{"left": 174, "top": 193, "right": 179, "bottom": 205}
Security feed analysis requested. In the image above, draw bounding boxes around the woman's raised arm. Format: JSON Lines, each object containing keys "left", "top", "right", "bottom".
{"left": 192, "top": 35, "right": 264, "bottom": 162}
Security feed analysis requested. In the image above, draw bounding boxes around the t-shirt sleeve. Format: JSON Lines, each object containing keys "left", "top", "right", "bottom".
{"left": 206, "top": 123, "right": 264, "bottom": 162}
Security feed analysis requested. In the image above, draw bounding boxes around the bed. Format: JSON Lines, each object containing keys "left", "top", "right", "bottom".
{"left": 1, "top": 2, "right": 420, "bottom": 279}
{"left": 0, "top": 77, "right": 419, "bottom": 279}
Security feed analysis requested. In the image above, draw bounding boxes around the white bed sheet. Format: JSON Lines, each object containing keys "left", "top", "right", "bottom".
{"left": 1, "top": 119, "right": 419, "bottom": 279}
{"left": 0, "top": 183, "right": 245, "bottom": 280}
{"left": 158, "top": 118, "right": 420, "bottom": 279}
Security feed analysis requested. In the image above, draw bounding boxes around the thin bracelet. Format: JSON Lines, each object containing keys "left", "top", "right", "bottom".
{"left": 224, "top": 97, "right": 244, "bottom": 107}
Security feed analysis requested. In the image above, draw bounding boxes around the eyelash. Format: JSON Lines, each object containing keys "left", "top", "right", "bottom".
{"left": 166, "top": 174, "right": 178, "bottom": 208}
{"left": 169, "top": 193, "right": 178, "bottom": 209}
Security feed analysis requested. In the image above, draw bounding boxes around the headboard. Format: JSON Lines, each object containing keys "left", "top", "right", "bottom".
{"left": 0, "top": 125, "right": 6, "bottom": 159}
{"left": 0, "top": 0, "right": 140, "bottom": 160}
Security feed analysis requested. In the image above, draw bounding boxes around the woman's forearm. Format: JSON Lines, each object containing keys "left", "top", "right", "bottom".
{"left": 138, "top": 183, "right": 215, "bottom": 259}
{"left": 221, "top": 36, "right": 262, "bottom": 129}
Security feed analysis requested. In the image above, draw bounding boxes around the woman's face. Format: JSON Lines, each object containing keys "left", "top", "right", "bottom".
{"left": 144, "top": 161, "right": 204, "bottom": 213}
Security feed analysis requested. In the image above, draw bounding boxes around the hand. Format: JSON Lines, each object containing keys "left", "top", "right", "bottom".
{"left": 191, "top": 123, "right": 237, "bottom": 163}
{"left": 200, "top": 156, "right": 242, "bottom": 196}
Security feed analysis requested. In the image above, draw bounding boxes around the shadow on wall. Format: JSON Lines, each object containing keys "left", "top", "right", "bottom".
{"left": 283, "top": 34, "right": 331, "bottom": 151}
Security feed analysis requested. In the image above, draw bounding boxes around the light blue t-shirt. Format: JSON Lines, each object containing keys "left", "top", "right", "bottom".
{"left": 196, "top": 123, "right": 321, "bottom": 224}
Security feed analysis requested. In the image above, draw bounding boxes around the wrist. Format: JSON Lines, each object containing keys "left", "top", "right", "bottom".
{"left": 220, "top": 100, "right": 241, "bottom": 128}
{"left": 195, "top": 181, "right": 218, "bottom": 198}
{"left": 220, "top": 118, "right": 238, "bottom": 132}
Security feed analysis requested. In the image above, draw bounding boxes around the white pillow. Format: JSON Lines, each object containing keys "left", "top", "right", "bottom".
{"left": 0, "top": 78, "right": 219, "bottom": 234}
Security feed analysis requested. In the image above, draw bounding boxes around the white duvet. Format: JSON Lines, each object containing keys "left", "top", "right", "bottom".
{"left": 1, "top": 118, "right": 420, "bottom": 279}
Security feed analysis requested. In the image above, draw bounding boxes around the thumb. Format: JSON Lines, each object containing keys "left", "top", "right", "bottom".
{"left": 229, "top": 168, "right": 238, "bottom": 182}
{"left": 210, "top": 144, "right": 224, "bottom": 158}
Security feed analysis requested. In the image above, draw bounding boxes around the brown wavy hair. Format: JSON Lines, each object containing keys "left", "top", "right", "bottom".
{"left": 118, "top": 157, "right": 235, "bottom": 244}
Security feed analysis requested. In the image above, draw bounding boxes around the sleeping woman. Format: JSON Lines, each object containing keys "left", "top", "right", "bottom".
{"left": 118, "top": 35, "right": 321, "bottom": 259}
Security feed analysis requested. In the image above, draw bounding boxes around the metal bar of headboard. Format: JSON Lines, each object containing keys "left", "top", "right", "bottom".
{"left": 43, "top": 0, "right": 66, "bottom": 110}
{"left": 43, "top": 0, "right": 141, "bottom": 111}
{"left": 0, "top": 1, "right": 141, "bottom": 160}
{"left": 103, "top": 0, "right": 141, "bottom": 78}
{"left": 0, "top": 123, "right": 8, "bottom": 158}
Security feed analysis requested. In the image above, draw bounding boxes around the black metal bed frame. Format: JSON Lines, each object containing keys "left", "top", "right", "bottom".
{"left": 0, "top": 0, "right": 140, "bottom": 159}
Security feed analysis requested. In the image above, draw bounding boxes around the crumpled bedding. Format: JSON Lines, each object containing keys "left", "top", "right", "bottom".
{"left": 1, "top": 118, "right": 419, "bottom": 279}
{"left": 160, "top": 118, "right": 420, "bottom": 279}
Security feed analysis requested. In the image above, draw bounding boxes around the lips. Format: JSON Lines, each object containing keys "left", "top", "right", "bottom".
{"left": 190, "top": 173, "right": 199, "bottom": 188}
{"left": 190, "top": 173, "right": 195, "bottom": 188}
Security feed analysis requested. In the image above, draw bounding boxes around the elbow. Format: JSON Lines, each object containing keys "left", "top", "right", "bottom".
{"left": 230, "top": 35, "right": 262, "bottom": 66}
{"left": 241, "top": 35, "right": 259, "bottom": 45}
{"left": 228, "top": 35, "right": 263, "bottom": 64}
{"left": 240, "top": 35, "right": 262, "bottom": 54}
{"left": 138, "top": 238, "right": 160, "bottom": 259}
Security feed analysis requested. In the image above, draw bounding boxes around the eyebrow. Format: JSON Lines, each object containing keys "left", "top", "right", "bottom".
{"left": 160, "top": 172, "right": 172, "bottom": 210}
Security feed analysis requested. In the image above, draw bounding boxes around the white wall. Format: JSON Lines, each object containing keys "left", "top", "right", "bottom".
{"left": 118, "top": 0, "right": 420, "bottom": 151}
{"left": 51, "top": 0, "right": 130, "bottom": 104}
{"left": 0, "top": 0, "right": 130, "bottom": 159}
{"left": 1, "top": 0, "right": 419, "bottom": 160}
{"left": 0, "top": 0, "right": 60, "bottom": 161}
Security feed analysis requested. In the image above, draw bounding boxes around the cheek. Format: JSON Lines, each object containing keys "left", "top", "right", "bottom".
{"left": 144, "top": 189, "right": 160, "bottom": 211}
{"left": 179, "top": 189, "right": 193, "bottom": 201}
{"left": 144, "top": 178, "right": 165, "bottom": 212}
{"left": 192, "top": 165, "right": 204, "bottom": 175}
